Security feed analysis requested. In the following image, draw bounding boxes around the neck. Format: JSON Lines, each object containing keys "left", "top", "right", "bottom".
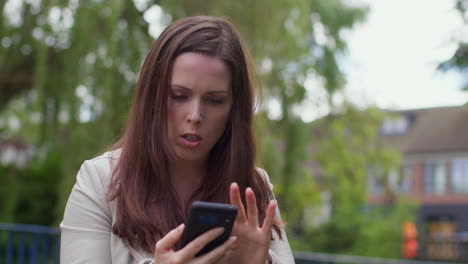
{"left": 169, "top": 159, "right": 206, "bottom": 205}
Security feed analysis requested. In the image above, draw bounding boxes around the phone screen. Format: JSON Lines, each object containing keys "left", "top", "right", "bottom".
{"left": 181, "top": 201, "right": 237, "bottom": 256}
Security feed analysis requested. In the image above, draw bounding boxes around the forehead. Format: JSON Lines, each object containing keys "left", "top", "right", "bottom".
{"left": 170, "top": 52, "right": 231, "bottom": 91}
{"left": 173, "top": 52, "right": 228, "bottom": 74}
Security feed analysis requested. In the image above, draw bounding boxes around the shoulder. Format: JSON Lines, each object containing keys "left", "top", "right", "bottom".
{"left": 84, "top": 149, "right": 121, "bottom": 175}
{"left": 61, "top": 150, "right": 122, "bottom": 231}
{"left": 256, "top": 167, "right": 274, "bottom": 191}
{"left": 76, "top": 149, "right": 122, "bottom": 193}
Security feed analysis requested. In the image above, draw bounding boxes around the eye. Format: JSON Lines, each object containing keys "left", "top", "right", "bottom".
{"left": 207, "top": 98, "right": 225, "bottom": 105}
{"left": 170, "top": 93, "right": 188, "bottom": 101}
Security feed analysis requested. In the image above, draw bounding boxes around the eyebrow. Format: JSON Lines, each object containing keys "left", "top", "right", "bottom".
{"left": 170, "top": 84, "right": 229, "bottom": 94}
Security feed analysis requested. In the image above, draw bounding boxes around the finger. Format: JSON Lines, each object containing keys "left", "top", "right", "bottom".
{"left": 245, "top": 187, "right": 259, "bottom": 227}
{"left": 261, "top": 200, "right": 276, "bottom": 232}
{"left": 196, "top": 236, "right": 237, "bottom": 264}
{"left": 178, "top": 227, "right": 225, "bottom": 260}
{"left": 213, "top": 253, "right": 230, "bottom": 264}
{"left": 155, "top": 224, "right": 185, "bottom": 252}
{"left": 229, "top": 182, "right": 247, "bottom": 223}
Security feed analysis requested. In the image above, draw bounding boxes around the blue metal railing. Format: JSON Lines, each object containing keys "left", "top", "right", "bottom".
{"left": 1, "top": 223, "right": 466, "bottom": 264}
{"left": 293, "top": 251, "right": 462, "bottom": 264}
{"left": 0, "top": 223, "right": 60, "bottom": 264}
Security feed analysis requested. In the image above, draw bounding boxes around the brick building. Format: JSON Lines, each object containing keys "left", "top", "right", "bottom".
{"left": 371, "top": 105, "right": 468, "bottom": 261}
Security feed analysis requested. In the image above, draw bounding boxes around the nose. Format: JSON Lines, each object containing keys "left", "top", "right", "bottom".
{"left": 187, "top": 99, "right": 203, "bottom": 123}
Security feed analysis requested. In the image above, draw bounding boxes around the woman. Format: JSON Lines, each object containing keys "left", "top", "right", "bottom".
{"left": 60, "top": 16, "right": 294, "bottom": 264}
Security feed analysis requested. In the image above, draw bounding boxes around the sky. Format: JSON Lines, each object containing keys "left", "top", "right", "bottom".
{"left": 342, "top": 0, "right": 467, "bottom": 110}
{"left": 296, "top": 0, "right": 468, "bottom": 121}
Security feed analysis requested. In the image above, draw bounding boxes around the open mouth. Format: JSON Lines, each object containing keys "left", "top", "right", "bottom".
{"left": 181, "top": 134, "right": 201, "bottom": 142}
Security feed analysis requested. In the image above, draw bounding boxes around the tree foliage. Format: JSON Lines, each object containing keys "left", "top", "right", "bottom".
{"left": 1, "top": 0, "right": 152, "bottom": 223}
{"left": 292, "top": 104, "right": 417, "bottom": 258}
{"left": 0, "top": 148, "right": 61, "bottom": 225}
{"left": 438, "top": 0, "right": 468, "bottom": 91}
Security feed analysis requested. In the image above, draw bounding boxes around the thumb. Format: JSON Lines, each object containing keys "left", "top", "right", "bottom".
{"left": 155, "top": 224, "right": 185, "bottom": 253}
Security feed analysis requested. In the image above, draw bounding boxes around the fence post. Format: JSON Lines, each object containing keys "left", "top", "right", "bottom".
{"left": 29, "top": 233, "right": 39, "bottom": 264}
{"left": 6, "top": 231, "right": 14, "bottom": 264}
{"left": 54, "top": 235, "right": 60, "bottom": 264}
{"left": 18, "top": 232, "right": 25, "bottom": 264}
{"left": 42, "top": 234, "right": 50, "bottom": 264}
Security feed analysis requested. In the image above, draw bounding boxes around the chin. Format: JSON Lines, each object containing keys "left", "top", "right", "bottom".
{"left": 175, "top": 151, "right": 208, "bottom": 163}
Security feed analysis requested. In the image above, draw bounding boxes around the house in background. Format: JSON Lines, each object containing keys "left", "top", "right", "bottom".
{"left": 0, "top": 138, "right": 34, "bottom": 168}
{"left": 371, "top": 105, "right": 468, "bottom": 261}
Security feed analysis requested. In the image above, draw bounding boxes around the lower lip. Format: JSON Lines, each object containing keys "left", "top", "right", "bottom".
{"left": 181, "top": 137, "right": 201, "bottom": 148}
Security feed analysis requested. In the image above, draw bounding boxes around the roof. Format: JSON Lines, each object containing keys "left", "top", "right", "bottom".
{"left": 379, "top": 105, "right": 468, "bottom": 154}
{"left": 0, "top": 139, "right": 30, "bottom": 150}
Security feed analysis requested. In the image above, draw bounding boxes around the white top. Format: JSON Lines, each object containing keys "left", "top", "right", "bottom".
{"left": 60, "top": 150, "right": 295, "bottom": 264}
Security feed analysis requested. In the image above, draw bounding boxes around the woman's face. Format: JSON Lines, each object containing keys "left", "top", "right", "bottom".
{"left": 167, "top": 52, "right": 232, "bottom": 163}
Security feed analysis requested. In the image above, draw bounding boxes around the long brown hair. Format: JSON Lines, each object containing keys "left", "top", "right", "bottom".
{"left": 107, "top": 16, "right": 282, "bottom": 253}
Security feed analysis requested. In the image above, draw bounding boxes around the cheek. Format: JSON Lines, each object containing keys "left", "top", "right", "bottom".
{"left": 166, "top": 104, "right": 179, "bottom": 132}
{"left": 167, "top": 103, "right": 182, "bottom": 122}
{"left": 212, "top": 108, "right": 231, "bottom": 132}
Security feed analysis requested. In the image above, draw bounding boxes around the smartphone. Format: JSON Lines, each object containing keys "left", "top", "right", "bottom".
{"left": 181, "top": 201, "right": 238, "bottom": 256}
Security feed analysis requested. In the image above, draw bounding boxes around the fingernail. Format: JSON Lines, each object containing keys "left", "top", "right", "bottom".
{"left": 217, "top": 227, "right": 225, "bottom": 233}
{"left": 228, "top": 236, "right": 237, "bottom": 248}
{"left": 178, "top": 224, "right": 185, "bottom": 230}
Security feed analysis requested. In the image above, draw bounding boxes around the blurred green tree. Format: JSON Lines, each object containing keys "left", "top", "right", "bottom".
{"left": 296, "top": 104, "right": 417, "bottom": 257}
{"left": 438, "top": 0, "right": 468, "bottom": 91}
{"left": 0, "top": 149, "right": 61, "bottom": 225}
{"left": 0, "top": 0, "right": 152, "bottom": 224}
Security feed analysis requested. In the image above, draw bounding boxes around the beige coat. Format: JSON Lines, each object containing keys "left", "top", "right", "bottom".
{"left": 60, "top": 150, "right": 295, "bottom": 264}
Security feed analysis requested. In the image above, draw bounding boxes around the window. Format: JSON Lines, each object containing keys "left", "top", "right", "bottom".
{"left": 367, "top": 166, "right": 401, "bottom": 194}
{"left": 400, "top": 163, "right": 413, "bottom": 193}
{"left": 381, "top": 116, "right": 409, "bottom": 135}
{"left": 388, "top": 169, "right": 399, "bottom": 191}
{"left": 367, "top": 164, "right": 415, "bottom": 195}
{"left": 451, "top": 158, "right": 468, "bottom": 194}
{"left": 424, "top": 161, "right": 446, "bottom": 195}
{"left": 367, "top": 166, "right": 383, "bottom": 194}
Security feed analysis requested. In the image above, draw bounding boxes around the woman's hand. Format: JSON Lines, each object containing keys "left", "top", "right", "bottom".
{"left": 229, "top": 183, "right": 276, "bottom": 264}
{"left": 154, "top": 224, "right": 237, "bottom": 264}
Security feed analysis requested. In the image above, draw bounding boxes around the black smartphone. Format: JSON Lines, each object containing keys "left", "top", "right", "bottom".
{"left": 181, "top": 201, "right": 238, "bottom": 256}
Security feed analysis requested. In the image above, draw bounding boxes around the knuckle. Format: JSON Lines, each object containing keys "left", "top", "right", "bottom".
{"left": 194, "top": 239, "right": 207, "bottom": 252}
{"left": 155, "top": 240, "right": 164, "bottom": 251}
{"left": 205, "top": 229, "right": 217, "bottom": 239}
{"left": 171, "top": 255, "right": 183, "bottom": 264}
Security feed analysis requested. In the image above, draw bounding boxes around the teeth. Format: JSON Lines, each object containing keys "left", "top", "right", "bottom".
{"left": 184, "top": 135, "right": 199, "bottom": 142}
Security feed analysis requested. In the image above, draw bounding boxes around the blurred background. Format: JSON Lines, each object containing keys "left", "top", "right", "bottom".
{"left": 1, "top": 0, "right": 467, "bottom": 263}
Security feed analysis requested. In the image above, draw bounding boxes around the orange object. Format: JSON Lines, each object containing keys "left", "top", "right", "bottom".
{"left": 402, "top": 239, "right": 419, "bottom": 259}
{"left": 402, "top": 221, "right": 418, "bottom": 259}
{"left": 403, "top": 221, "right": 418, "bottom": 240}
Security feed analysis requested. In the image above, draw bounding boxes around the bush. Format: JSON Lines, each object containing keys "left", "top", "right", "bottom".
{"left": 0, "top": 149, "right": 62, "bottom": 226}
